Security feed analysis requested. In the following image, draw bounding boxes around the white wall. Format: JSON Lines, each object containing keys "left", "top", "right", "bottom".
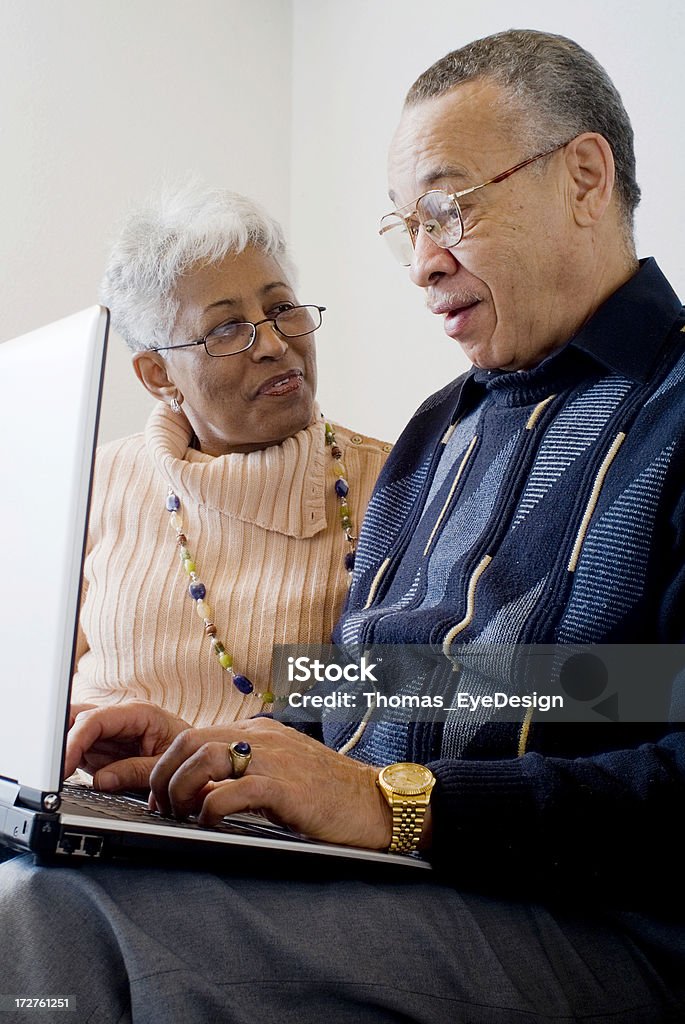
{"left": 291, "top": 0, "right": 685, "bottom": 442}
{"left": 2, "top": 1, "right": 683, "bottom": 445}
{"left": 0, "top": 0, "right": 292, "bottom": 443}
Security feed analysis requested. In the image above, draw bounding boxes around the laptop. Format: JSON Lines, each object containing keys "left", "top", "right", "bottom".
{"left": 0, "top": 307, "right": 428, "bottom": 873}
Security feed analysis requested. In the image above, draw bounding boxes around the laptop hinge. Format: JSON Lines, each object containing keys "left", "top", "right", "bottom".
{"left": 0, "top": 778, "right": 20, "bottom": 807}
{"left": 17, "top": 785, "right": 61, "bottom": 813}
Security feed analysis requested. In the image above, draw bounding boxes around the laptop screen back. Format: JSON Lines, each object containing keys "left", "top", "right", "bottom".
{"left": 0, "top": 307, "right": 108, "bottom": 796}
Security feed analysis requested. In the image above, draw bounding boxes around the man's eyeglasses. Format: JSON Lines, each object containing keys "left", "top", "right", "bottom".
{"left": 151, "top": 304, "right": 326, "bottom": 358}
{"left": 379, "top": 139, "right": 574, "bottom": 267}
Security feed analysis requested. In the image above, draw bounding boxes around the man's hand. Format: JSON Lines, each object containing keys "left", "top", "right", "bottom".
{"left": 66, "top": 702, "right": 192, "bottom": 791}
{"left": 149, "top": 717, "right": 394, "bottom": 850}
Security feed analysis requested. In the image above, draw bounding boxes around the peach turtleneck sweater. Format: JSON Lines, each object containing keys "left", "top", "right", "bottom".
{"left": 72, "top": 402, "right": 389, "bottom": 727}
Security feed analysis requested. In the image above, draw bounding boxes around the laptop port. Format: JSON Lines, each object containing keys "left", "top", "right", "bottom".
{"left": 58, "top": 833, "right": 83, "bottom": 855}
{"left": 83, "top": 835, "right": 104, "bottom": 857}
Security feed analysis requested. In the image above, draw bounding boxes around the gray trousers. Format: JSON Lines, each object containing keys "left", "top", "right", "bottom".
{"left": 1, "top": 854, "right": 685, "bottom": 1024}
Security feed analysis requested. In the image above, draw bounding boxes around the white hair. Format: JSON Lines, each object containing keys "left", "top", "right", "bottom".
{"left": 99, "top": 182, "right": 297, "bottom": 353}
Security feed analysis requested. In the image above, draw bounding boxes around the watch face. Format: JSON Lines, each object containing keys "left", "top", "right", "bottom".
{"left": 381, "top": 762, "right": 434, "bottom": 795}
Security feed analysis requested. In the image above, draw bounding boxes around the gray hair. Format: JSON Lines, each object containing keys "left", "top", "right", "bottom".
{"left": 100, "top": 182, "right": 297, "bottom": 353}
{"left": 406, "top": 29, "right": 640, "bottom": 237}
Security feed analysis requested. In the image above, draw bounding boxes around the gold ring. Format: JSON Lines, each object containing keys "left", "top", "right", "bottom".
{"left": 228, "top": 740, "right": 252, "bottom": 779}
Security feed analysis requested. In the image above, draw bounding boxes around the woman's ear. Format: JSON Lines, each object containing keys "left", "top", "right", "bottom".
{"left": 565, "top": 132, "right": 615, "bottom": 228}
{"left": 132, "top": 350, "right": 183, "bottom": 406}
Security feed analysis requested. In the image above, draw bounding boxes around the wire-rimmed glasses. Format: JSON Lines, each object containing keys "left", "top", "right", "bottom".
{"left": 151, "top": 304, "right": 326, "bottom": 357}
{"left": 379, "top": 140, "right": 574, "bottom": 266}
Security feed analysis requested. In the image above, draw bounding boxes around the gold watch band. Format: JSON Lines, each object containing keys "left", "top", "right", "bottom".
{"left": 389, "top": 796, "right": 429, "bottom": 853}
{"left": 377, "top": 763, "right": 435, "bottom": 854}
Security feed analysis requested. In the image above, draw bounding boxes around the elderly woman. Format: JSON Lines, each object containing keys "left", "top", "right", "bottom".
{"left": 72, "top": 184, "right": 388, "bottom": 727}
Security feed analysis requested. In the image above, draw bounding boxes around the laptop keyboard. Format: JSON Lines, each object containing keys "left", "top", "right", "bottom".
{"left": 60, "top": 783, "right": 305, "bottom": 840}
{"left": 63, "top": 784, "right": 167, "bottom": 821}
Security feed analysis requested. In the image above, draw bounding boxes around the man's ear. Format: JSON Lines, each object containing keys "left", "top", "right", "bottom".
{"left": 132, "top": 350, "right": 183, "bottom": 405}
{"left": 565, "top": 132, "right": 615, "bottom": 228}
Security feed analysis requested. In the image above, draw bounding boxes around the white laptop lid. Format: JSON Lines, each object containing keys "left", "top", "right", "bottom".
{"left": 0, "top": 307, "right": 108, "bottom": 797}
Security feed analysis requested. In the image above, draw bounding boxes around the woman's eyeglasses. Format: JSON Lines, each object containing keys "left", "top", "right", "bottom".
{"left": 151, "top": 304, "right": 326, "bottom": 357}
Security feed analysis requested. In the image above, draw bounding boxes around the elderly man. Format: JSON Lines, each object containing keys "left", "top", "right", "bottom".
{"left": 2, "top": 29, "right": 685, "bottom": 1024}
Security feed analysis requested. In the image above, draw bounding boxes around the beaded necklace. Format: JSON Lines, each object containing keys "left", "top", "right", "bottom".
{"left": 165, "top": 421, "right": 355, "bottom": 701}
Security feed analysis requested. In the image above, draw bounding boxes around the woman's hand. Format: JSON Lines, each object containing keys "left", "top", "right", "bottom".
{"left": 65, "top": 701, "right": 192, "bottom": 791}
{"left": 149, "top": 717, "right": 394, "bottom": 850}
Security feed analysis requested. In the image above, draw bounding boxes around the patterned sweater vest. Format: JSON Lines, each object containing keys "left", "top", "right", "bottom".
{"left": 332, "top": 258, "right": 685, "bottom": 767}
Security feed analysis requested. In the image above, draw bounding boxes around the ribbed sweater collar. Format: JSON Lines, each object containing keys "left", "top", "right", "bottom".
{"left": 145, "top": 402, "right": 328, "bottom": 539}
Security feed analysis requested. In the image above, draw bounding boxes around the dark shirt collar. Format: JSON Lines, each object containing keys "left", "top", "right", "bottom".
{"left": 469, "top": 258, "right": 683, "bottom": 401}
{"left": 569, "top": 257, "right": 683, "bottom": 383}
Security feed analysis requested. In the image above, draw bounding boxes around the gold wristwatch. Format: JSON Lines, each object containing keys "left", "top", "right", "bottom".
{"left": 376, "top": 762, "right": 436, "bottom": 853}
